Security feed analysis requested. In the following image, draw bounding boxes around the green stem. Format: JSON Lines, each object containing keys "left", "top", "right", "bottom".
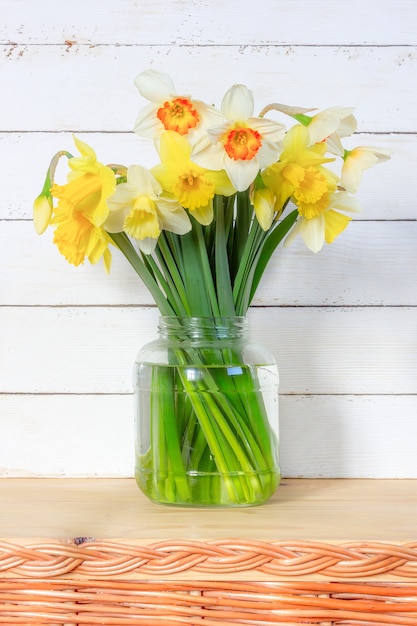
{"left": 193, "top": 220, "right": 221, "bottom": 318}
{"left": 214, "top": 196, "right": 236, "bottom": 317}
{"left": 152, "top": 366, "right": 191, "bottom": 501}
{"left": 156, "top": 234, "right": 190, "bottom": 315}
{"left": 109, "top": 232, "right": 174, "bottom": 316}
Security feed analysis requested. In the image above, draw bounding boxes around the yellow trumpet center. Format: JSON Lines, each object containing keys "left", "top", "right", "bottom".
{"left": 172, "top": 170, "right": 214, "bottom": 211}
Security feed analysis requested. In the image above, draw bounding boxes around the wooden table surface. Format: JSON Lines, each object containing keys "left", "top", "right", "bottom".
{"left": 0, "top": 478, "right": 416, "bottom": 543}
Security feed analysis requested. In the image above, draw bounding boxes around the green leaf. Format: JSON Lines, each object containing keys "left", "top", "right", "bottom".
{"left": 248, "top": 209, "right": 298, "bottom": 305}
{"left": 214, "top": 196, "right": 236, "bottom": 317}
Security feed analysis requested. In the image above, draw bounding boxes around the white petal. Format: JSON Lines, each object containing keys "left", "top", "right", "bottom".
{"left": 137, "top": 237, "right": 158, "bottom": 254}
{"left": 284, "top": 215, "right": 325, "bottom": 252}
{"left": 103, "top": 207, "right": 130, "bottom": 233}
{"left": 206, "top": 123, "right": 232, "bottom": 144}
{"left": 157, "top": 201, "right": 192, "bottom": 234}
{"left": 127, "top": 165, "right": 162, "bottom": 195}
{"left": 134, "top": 103, "right": 164, "bottom": 138}
{"left": 191, "top": 202, "right": 214, "bottom": 226}
{"left": 331, "top": 191, "right": 362, "bottom": 213}
{"left": 325, "top": 133, "right": 345, "bottom": 157}
{"left": 261, "top": 103, "right": 317, "bottom": 116}
{"left": 300, "top": 215, "right": 325, "bottom": 253}
{"left": 134, "top": 69, "right": 176, "bottom": 103}
{"left": 224, "top": 157, "right": 259, "bottom": 192}
{"left": 284, "top": 218, "right": 303, "bottom": 247}
{"left": 106, "top": 183, "right": 138, "bottom": 209}
{"left": 221, "top": 84, "right": 254, "bottom": 120}
{"left": 340, "top": 160, "right": 362, "bottom": 193}
{"left": 248, "top": 117, "right": 286, "bottom": 142}
{"left": 354, "top": 146, "right": 392, "bottom": 167}
{"left": 191, "top": 137, "right": 225, "bottom": 171}
{"left": 193, "top": 101, "right": 225, "bottom": 129}
{"left": 336, "top": 113, "right": 357, "bottom": 138}
{"left": 309, "top": 107, "right": 357, "bottom": 144}
{"left": 257, "top": 140, "right": 282, "bottom": 168}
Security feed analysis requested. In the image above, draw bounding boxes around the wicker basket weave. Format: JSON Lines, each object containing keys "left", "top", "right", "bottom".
{"left": 1, "top": 539, "right": 417, "bottom": 624}
{"left": 1, "top": 579, "right": 417, "bottom": 624}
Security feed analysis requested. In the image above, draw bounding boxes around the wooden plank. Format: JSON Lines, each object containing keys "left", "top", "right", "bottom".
{"left": 1, "top": 394, "right": 416, "bottom": 478}
{"left": 0, "top": 132, "right": 404, "bottom": 220}
{"left": 1, "top": 306, "right": 416, "bottom": 395}
{"left": 0, "top": 478, "right": 416, "bottom": 543}
{"left": 0, "top": 395, "right": 135, "bottom": 478}
{"left": 2, "top": 221, "right": 415, "bottom": 306}
{"left": 2, "top": 0, "right": 416, "bottom": 45}
{"left": 0, "top": 45, "right": 415, "bottom": 131}
{"left": 280, "top": 395, "right": 417, "bottom": 478}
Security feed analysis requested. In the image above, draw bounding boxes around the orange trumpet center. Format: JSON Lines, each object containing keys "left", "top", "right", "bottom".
{"left": 223, "top": 126, "right": 262, "bottom": 161}
{"left": 157, "top": 97, "right": 200, "bottom": 135}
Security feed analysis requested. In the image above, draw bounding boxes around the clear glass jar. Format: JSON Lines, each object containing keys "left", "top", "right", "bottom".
{"left": 133, "top": 316, "right": 280, "bottom": 506}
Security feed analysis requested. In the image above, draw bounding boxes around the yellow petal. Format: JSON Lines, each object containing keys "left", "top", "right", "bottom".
{"left": 190, "top": 201, "right": 213, "bottom": 225}
{"left": 251, "top": 187, "right": 275, "bottom": 231}
{"left": 324, "top": 209, "right": 351, "bottom": 244}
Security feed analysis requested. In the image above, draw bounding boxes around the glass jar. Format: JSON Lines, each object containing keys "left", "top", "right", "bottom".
{"left": 133, "top": 316, "right": 280, "bottom": 506}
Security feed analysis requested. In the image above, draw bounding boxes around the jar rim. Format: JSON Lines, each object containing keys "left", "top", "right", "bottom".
{"left": 158, "top": 316, "right": 249, "bottom": 339}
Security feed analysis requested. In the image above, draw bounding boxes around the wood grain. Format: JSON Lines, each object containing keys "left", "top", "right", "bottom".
{"left": 2, "top": 0, "right": 415, "bottom": 45}
{"left": 0, "top": 478, "right": 416, "bottom": 542}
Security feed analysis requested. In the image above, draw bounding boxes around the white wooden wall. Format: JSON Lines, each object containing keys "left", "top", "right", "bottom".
{"left": 1, "top": 0, "right": 416, "bottom": 478}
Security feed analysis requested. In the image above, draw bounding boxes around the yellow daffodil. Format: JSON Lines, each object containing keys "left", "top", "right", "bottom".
{"left": 341, "top": 146, "right": 392, "bottom": 193}
{"left": 192, "top": 84, "right": 286, "bottom": 192}
{"left": 52, "top": 207, "right": 113, "bottom": 272}
{"left": 285, "top": 190, "right": 362, "bottom": 253}
{"left": 262, "top": 124, "right": 334, "bottom": 211}
{"left": 133, "top": 69, "right": 224, "bottom": 142}
{"left": 151, "top": 131, "right": 235, "bottom": 225}
{"left": 105, "top": 165, "right": 191, "bottom": 254}
{"left": 262, "top": 125, "right": 360, "bottom": 252}
{"left": 49, "top": 137, "right": 116, "bottom": 271}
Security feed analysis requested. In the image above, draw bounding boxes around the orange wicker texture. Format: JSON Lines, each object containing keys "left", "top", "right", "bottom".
{"left": 1, "top": 539, "right": 417, "bottom": 579}
{"left": 1, "top": 579, "right": 417, "bottom": 624}
{"left": 1, "top": 540, "right": 417, "bottom": 624}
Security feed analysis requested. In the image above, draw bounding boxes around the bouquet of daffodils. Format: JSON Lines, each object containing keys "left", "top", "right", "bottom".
{"left": 34, "top": 70, "right": 390, "bottom": 505}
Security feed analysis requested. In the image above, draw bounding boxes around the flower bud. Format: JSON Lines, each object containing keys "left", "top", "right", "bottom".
{"left": 33, "top": 193, "right": 53, "bottom": 234}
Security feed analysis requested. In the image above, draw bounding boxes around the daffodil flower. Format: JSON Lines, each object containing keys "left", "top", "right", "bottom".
{"left": 133, "top": 69, "right": 224, "bottom": 142}
{"left": 105, "top": 164, "right": 191, "bottom": 254}
{"left": 285, "top": 190, "right": 362, "bottom": 253}
{"left": 262, "top": 124, "right": 335, "bottom": 211}
{"left": 340, "top": 146, "right": 392, "bottom": 193}
{"left": 151, "top": 131, "right": 235, "bottom": 225}
{"left": 52, "top": 208, "right": 113, "bottom": 271}
{"left": 49, "top": 137, "right": 116, "bottom": 271}
{"left": 305, "top": 106, "right": 357, "bottom": 156}
{"left": 192, "top": 84, "right": 286, "bottom": 192}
